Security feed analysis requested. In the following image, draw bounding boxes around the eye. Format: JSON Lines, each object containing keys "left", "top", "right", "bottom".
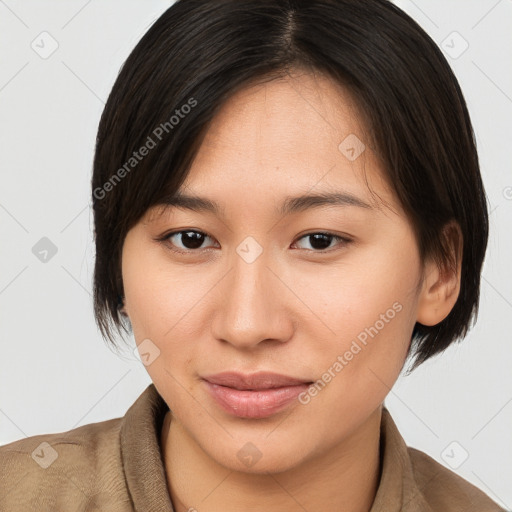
{"left": 157, "top": 230, "right": 352, "bottom": 255}
{"left": 159, "top": 230, "right": 218, "bottom": 253}
{"left": 293, "top": 232, "right": 352, "bottom": 252}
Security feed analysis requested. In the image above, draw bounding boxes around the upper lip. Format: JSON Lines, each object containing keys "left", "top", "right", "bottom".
{"left": 202, "top": 371, "right": 312, "bottom": 390}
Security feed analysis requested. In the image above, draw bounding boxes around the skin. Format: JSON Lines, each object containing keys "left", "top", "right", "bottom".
{"left": 121, "top": 69, "right": 461, "bottom": 512}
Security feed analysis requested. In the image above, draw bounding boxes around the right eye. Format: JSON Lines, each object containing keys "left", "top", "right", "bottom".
{"left": 158, "top": 229, "right": 218, "bottom": 254}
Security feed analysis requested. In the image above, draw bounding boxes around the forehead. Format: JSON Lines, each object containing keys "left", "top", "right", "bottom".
{"left": 198, "top": 69, "right": 364, "bottom": 158}
{"left": 152, "top": 70, "right": 400, "bottom": 220}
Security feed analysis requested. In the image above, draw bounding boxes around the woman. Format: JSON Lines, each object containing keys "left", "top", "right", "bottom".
{"left": 0, "top": 0, "right": 504, "bottom": 510}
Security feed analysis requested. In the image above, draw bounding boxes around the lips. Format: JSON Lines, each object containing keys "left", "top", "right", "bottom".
{"left": 201, "top": 371, "right": 313, "bottom": 419}
{"left": 202, "top": 371, "right": 312, "bottom": 390}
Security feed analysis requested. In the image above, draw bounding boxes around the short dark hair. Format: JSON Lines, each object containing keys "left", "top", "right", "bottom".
{"left": 92, "top": 0, "right": 489, "bottom": 371}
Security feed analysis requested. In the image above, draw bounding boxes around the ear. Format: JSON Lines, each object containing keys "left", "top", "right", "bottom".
{"left": 416, "top": 221, "right": 463, "bottom": 326}
{"left": 118, "top": 294, "right": 128, "bottom": 316}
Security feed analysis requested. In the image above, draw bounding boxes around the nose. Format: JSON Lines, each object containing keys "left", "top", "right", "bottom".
{"left": 211, "top": 246, "right": 295, "bottom": 350}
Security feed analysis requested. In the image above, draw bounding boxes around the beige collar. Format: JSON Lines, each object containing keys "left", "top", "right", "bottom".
{"left": 120, "top": 383, "right": 432, "bottom": 512}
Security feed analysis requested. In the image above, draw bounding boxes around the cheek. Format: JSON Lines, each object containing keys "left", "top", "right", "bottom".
{"left": 304, "top": 243, "right": 417, "bottom": 317}
{"left": 125, "top": 272, "right": 193, "bottom": 340}
{"left": 297, "top": 240, "right": 421, "bottom": 378}
{"left": 289, "top": 254, "right": 420, "bottom": 440}
{"left": 123, "top": 223, "right": 421, "bottom": 373}
{"left": 122, "top": 256, "right": 203, "bottom": 402}
{"left": 122, "top": 242, "right": 217, "bottom": 381}
{"left": 122, "top": 235, "right": 194, "bottom": 336}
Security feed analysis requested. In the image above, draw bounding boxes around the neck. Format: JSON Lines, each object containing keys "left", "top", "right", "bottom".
{"left": 161, "top": 406, "right": 383, "bottom": 512}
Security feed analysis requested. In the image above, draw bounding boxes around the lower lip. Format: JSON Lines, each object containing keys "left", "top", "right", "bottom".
{"left": 203, "top": 380, "right": 310, "bottom": 419}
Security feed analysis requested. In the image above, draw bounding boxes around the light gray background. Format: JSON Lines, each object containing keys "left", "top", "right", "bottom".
{"left": 0, "top": 0, "right": 511, "bottom": 508}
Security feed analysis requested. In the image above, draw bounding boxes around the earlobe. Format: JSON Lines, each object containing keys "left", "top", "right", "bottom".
{"left": 416, "top": 221, "right": 463, "bottom": 327}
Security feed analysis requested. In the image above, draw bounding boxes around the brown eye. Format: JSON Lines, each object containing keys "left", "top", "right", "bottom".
{"left": 294, "top": 232, "right": 352, "bottom": 252}
{"left": 162, "top": 230, "right": 216, "bottom": 252}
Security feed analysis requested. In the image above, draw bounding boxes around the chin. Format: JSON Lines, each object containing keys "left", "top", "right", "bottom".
{"left": 208, "top": 438, "right": 309, "bottom": 475}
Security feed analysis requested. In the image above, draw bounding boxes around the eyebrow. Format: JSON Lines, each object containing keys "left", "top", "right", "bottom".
{"left": 157, "top": 190, "right": 373, "bottom": 217}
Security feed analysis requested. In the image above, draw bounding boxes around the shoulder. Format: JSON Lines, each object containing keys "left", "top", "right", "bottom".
{"left": 407, "top": 446, "right": 505, "bottom": 511}
{"left": 0, "top": 417, "right": 133, "bottom": 511}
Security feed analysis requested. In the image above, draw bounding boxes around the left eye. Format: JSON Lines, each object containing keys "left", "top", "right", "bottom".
{"left": 158, "top": 230, "right": 351, "bottom": 254}
{"left": 293, "top": 232, "right": 350, "bottom": 251}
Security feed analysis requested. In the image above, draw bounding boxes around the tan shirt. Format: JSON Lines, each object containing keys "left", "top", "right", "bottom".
{"left": 0, "top": 383, "right": 504, "bottom": 511}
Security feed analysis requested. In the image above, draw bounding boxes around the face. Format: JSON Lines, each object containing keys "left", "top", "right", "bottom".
{"left": 121, "top": 70, "right": 426, "bottom": 474}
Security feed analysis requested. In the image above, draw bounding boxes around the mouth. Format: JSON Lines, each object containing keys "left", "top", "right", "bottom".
{"left": 201, "top": 371, "right": 314, "bottom": 419}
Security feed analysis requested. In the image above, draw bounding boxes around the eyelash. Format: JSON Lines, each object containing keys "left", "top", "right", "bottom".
{"left": 156, "top": 229, "right": 353, "bottom": 256}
